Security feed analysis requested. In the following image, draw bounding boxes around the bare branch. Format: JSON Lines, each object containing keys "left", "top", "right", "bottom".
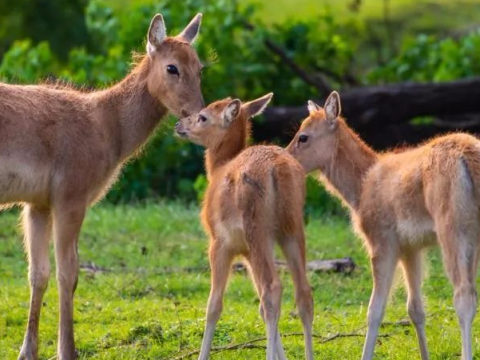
{"left": 263, "top": 38, "right": 332, "bottom": 95}
{"left": 166, "top": 329, "right": 390, "bottom": 360}
{"left": 243, "top": 21, "right": 332, "bottom": 95}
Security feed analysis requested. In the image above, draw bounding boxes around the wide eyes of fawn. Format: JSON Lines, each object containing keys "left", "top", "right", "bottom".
{"left": 166, "top": 64, "right": 180, "bottom": 76}
{"left": 298, "top": 134, "right": 308, "bottom": 143}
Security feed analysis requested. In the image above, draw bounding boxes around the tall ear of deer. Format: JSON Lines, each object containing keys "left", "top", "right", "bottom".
{"left": 287, "top": 90, "right": 480, "bottom": 360}
{"left": 0, "top": 13, "right": 204, "bottom": 360}
{"left": 175, "top": 94, "right": 315, "bottom": 360}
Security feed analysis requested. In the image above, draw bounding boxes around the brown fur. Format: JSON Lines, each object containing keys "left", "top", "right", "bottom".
{"left": 6, "top": 13, "right": 205, "bottom": 360}
{"left": 176, "top": 94, "right": 314, "bottom": 360}
{"left": 288, "top": 91, "right": 480, "bottom": 360}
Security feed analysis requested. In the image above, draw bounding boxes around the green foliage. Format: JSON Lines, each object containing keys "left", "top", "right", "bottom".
{"left": 0, "top": 0, "right": 90, "bottom": 59}
{"left": 368, "top": 30, "right": 480, "bottom": 83}
{"left": 193, "top": 174, "right": 208, "bottom": 203}
{"left": 305, "top": 175, "right": 345, "bottom": 218}
{"left": 0, "top": 40, "right": 58, "bottom": 82}
{"left": 0, "top": 0, "right": 356, "bottom": 211}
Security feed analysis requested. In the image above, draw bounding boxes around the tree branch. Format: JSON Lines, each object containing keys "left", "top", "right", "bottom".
{"left": 263, "top": 38, "right": 332, "bottom": 95}
{"left": 244, "top": 21, "right": 332, "bottom": 95}
{"left": 166, "top": 329, "right": 390, "bottom": 360}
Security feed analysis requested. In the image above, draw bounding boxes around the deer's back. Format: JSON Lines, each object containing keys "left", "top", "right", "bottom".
{"left": 202, "top": 145, "right": 305, "bottom": 250}
{"left": 0, "top": 83, "right": 118, "bottom": 205}
{"left": 358, "top": 133, "right": 480, "bottom": 250}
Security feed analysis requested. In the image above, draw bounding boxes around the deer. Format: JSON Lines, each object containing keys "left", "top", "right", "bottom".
{"left": 0, "top": 13, "right": 204, "bottom": 360}
{"left": 175, "top": 94, "right": 314, "bottom": 360}
{"left": 287, "top": 90, "right": 480, "bottom": 360}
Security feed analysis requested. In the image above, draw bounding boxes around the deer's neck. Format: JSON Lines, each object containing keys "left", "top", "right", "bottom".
{"left": 321, "top": 124, "right": 378, "bottom": 211}
{"left": 205, "top": 115, "right": 249, "bottom": 179}
{"left": 96, "top": 57, "right": 167, "bottom": 162}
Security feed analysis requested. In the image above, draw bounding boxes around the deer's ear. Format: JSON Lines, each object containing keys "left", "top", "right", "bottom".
{"left": 307, "top": 100, "right": 322, "bottom": 115}
{"left": 324, "top": 91, "right": 341, "bottom": 125}
{"left": 147, "top": 14, "right": 166, "bottom": 55}
{"left": 243, "top": 93, "right": 273, "bottom": 118}
{"left": 222, "top": 99, "right": 241, "bottom": 127}
{"left": 179, "top": 13, "right": 202, "bottom": 44}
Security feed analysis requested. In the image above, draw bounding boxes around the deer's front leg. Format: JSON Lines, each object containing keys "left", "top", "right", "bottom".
{"left": 53, "top": 203, "right": 86, "bottom": 360}
{"left": 361, "top": 244, "right": 399, "bottom": 360}
{"left": 18, "top": 206, "right": 52, "bottom": 360}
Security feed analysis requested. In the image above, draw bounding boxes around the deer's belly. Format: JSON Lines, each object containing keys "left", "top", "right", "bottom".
{"left": 396, "top": 215, "right": 437, "bottom": 248}
{"left": 0, "top": 158, "right": 50, "bottom": 204}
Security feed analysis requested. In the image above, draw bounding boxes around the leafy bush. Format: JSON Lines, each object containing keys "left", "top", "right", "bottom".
{"left": 368, "top": 30, "right": 480, "bottom": 83}
{"left": 0, "top": 0, "right": 356, "bottom": 213}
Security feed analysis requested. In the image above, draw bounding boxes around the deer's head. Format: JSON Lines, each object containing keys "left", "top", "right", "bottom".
{"left": 145, "top": 13, "right": 205, "bottom": 118}
{"left": 175, "top": 93, "right": 273, "bottom": 148}
{"left": 287, "top": 91, "right": 342, "bottom": 173}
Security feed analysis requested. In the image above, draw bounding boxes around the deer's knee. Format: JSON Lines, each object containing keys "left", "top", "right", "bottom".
{"left": 407, "top": 300, "right": 426, "bottom": 326}
{"left": 29, "top": 265, "right": 50, "bottom": 292}
{"left": 206, "top": 294, "right": 223, "bottom": 323}
{"left": 454, "top": 284, "right": 477, "bottom": 325}
{"left": 261, "top": 280, "right": 282, "bottom": 317}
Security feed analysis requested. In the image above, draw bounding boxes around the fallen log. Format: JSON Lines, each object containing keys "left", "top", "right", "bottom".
{"left": 254, "top": 78, "right": 480, "bottom": 149}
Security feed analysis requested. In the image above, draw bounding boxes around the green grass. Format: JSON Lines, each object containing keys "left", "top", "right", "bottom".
{"left": 0, "top": 201, "right": 478, "bottom": 359}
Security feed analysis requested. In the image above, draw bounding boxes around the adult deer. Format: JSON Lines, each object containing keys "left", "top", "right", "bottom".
{"left": 288, "top": 91, "right": 480, "bottom": 360}
{"left": 1, "top": 13, "right": 204, "bottom": 360}
{"left": 175, "top": 94, "right": 314, "bottom": 360}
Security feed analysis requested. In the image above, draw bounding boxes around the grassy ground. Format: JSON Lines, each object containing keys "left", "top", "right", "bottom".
{"left": 0, "top": 202, "right": 478, "bottom": 359}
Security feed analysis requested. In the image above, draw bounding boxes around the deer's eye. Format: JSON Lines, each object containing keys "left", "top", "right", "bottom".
{"left": 166, "top": 65, "right": 179, "bottom": 76}
{"left": 198, "top": 115, "right": 207, "bottom": 122}
{"left": 298, "top": 134, "right": 309, "bottom": 143}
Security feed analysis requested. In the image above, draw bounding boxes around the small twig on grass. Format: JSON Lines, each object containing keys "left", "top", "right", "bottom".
{"left": 166, "top": 330, "right": 390, "bottom": 360}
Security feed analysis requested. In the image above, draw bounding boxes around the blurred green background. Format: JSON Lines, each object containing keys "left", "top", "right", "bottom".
{"left": 1, "top": 0, "right": 480, "bottom": 211}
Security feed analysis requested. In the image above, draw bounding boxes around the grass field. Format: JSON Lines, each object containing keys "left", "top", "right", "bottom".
{"left": 0, "top": 202, "right": 479, "bottom": 359}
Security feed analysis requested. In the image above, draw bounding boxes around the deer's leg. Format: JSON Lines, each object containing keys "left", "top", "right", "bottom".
{"left": 361, "top": 246, "right": 398, "bottom": 360}
{"left": 436, "top": 221, "right": 478, "bottom": 360}
{"left": 18, "top": 205, "right": 52, "bottom": 360}
{"left": 247, "top": 239, "right": 283, "bottom": 360}
{"left": 279, "top": 232, "right": 313, "bottom": 360}
{"left": 52, "top": 203, "right": 86, "bottom": 360}
{"left": 198, "top": 240, "right": 234, "bottom": 360}
{"left": 259, "top": 305, "right": 287, "bottom": 360}
{"left": 400, "top": 251, "right": 429, "bottom": 360}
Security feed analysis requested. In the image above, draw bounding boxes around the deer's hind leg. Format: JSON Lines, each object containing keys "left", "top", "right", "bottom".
{"left": 198, "top": 239, "right": 235, "bottom": 360}
{"left": 245, "top": 226, "right": 283, "bottom": 360}
{"left": 400, "top": 250, "right": 429, "bottom": 360}
{"left": 278, "top": 229, "right": 313, "bottom": 360}
{"left": 18, "top": 205, "right": 52, "bottom": 360}
{"left": 436, "top": 216, "right": 479, "bottom": 360}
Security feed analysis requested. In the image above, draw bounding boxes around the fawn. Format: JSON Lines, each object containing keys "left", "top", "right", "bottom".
{"left": 287, "top": 90, "right": 480, "bottom": 360}
{"left": 175, "top": 94, "right": 314, "bottom": 360}
{"left": 1, "top": 13, "right": 204, "bottom": 360}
